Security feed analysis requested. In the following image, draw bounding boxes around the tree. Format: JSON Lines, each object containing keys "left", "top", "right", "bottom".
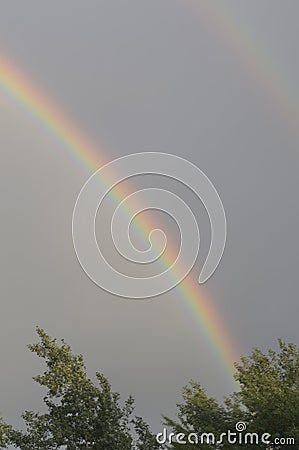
{"left": 7, "top": 327, "right": 160, "bottom": 450}
{"left": 0, "top": 418, "right": 10, "bottom": 449}
{"left": 164, "top": 340, "right": 299, "bottom": 449}
{"left": 235, "top": 339, "right": 299, "bottom": 447}
{"left": 1, "top": 332, "right": 298, "bottom": 449}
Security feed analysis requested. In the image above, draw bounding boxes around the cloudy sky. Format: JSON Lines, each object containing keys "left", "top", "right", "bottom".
{"left": 0, "top": 0, "right": 298, "bottom": 434}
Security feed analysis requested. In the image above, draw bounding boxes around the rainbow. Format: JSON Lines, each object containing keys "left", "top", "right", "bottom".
{"left": 0, "top": 53, "right": 239, "bottom": 385}
{"left": 188, "top": 0, "right": 299, "bottom": 137}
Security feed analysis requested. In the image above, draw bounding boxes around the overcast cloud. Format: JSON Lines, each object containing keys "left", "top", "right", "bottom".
{"left": 0, "top": 0, "right": 298, "bottom": 433}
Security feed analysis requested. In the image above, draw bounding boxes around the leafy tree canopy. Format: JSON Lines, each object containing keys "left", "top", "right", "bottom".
{"left": 0, "top": 332, "right": 298, "bottom": 450}
{"left": 164, "top": 339, "right": 299, "bottom": 449}
{"left": 4, "top": 327, "right": 160, "bottom": 450}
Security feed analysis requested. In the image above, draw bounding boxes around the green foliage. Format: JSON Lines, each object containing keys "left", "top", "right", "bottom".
{"left": 163, "top": 383, "right": 237, "bottom": 450}
{"left": 235, "top": 339, "right": 299, "bottom": 448}
{"left": 133, "top": 416, "right": 162, "bottom": 450}
{"left": 164, "top": 340, "right": 299, "bottom": 449}
{"left": 1, "top": 331, "right": 298, "bottom": 449}
{"left": 0, "top": 418, "right": 10, "bottom": 449}
{"left": 8, "top": 327, "right": 159, "bottom": 450}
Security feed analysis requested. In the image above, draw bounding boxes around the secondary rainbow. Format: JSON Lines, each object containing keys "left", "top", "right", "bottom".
{"left": 0, "top": 54, "right": 239, "bottom": 384}
{"left": 188, "top": 0, "right": 299, "bottom": 138}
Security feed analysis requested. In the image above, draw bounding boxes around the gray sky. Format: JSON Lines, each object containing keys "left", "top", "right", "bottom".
{"left": 0, "top": 0, "right": 298, "bottom": 435}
